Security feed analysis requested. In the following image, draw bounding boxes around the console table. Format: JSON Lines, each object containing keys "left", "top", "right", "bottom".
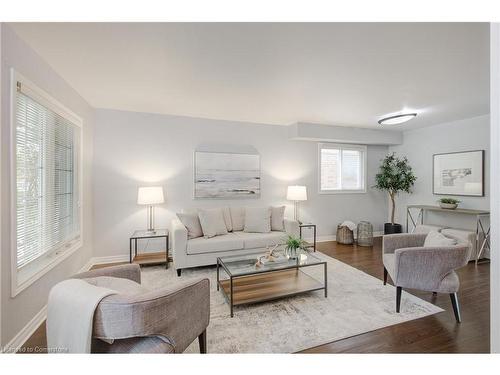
{"left": 406, "top": 205, "right": 490, "bottom": 264}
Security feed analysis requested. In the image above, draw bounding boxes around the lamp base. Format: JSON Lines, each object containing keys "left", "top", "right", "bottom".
{"left": 147, "top": 205, "right": 156, "bottom": 234}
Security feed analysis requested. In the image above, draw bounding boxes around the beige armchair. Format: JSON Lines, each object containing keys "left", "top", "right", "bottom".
{"left": 382, "top": 233, "right": 470, "bottom": 322}
{"left": 72, "top": 264, "right": 210, "bottom": 353}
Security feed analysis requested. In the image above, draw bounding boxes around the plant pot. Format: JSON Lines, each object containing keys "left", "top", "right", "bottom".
{"left": 286, "top": 247, "right": 299, "bottom": 260}
{"left": 384, "top": 223, "right": 403, "bottom": 235}
{"left": 439, "top": 202, "right": 458, "bottom": 210}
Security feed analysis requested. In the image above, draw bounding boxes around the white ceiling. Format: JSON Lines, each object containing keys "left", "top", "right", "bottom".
{"left": 9, "top": 22, "right": 490, "bottom": 130}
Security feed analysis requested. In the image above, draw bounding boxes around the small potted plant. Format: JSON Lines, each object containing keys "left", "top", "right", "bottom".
{"left": 374, "top": 153, "right": 417, "bottom": 234}
{"left": 438, "top": 197, "right": 460, "bottom": 210}
{"left": 284, "top": 235, "right": 307, "bottom": 259}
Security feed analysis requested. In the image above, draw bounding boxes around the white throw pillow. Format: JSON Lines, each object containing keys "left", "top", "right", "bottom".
{"left": 271, "top": 206, "right": 285, "bottom": 231}
{"left": 230, "top": 207, "right": 245, "bottom": 231}
{"left": 423, "top": 231, "right": 457, "bottom": 247}
{"left": 244, "top": 207, "right": 271, "bottom": 233}
{"left": 176, "top": 212, "right": 203, "bottom": 239}
{"left": 198, "top": 208, "right": 228, "bottom": 238}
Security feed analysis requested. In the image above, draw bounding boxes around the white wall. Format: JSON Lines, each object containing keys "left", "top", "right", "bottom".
{"left": 0, "top": 25, "right": 95, "bottom": 347}
{"left": 93, "top": 109, "right": 389, "bottom": 258}
{"left": 389, "top": 115, "right": 490, "bottom": 231}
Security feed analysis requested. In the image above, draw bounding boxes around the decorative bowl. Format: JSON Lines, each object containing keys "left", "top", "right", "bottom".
{"left": 439, "top": 202, "right": 458, "bottom": 210}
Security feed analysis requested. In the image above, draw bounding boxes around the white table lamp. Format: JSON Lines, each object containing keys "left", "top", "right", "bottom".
{"left": 137, "top": 186, "right": 164, "bottom": 232}
{"left": 287, "top": 185, "right": 307, "bottom": 223}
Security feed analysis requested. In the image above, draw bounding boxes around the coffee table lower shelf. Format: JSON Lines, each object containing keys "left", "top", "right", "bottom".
{"left": 218, "top": 269, "right": 326, "bottom": 317}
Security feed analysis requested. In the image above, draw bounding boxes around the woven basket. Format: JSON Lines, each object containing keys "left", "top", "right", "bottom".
{"left": 357, "top": 221, "right": 373, "bottom": 247}
{"left": 336, "top": 225, "right": 354, "bottom": 245}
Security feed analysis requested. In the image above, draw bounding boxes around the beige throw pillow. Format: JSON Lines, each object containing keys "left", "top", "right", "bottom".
{"left": 230, "top": 207, "right": 245, "bottom": 231}
{"left": 423, "top": 231, "right": 457, "bottom": 247}
{"left": 198, "top": 208, "right": 228, "bottom": 238}
{"left": 177, "top": 212, "right": 203, "bottom": 239}
{"left": 244, "top": 207, "right": 271, "bottom": 233}
{"left": 222, "top": 207, "right": 233, "bottom": 232}
{"left": 271, "top": 206, "right": 286, "bottom": 231}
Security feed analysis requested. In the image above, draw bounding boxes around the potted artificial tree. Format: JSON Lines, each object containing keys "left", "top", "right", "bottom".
{"left": 374, "top": 153, "right": 417, "bottom": 234}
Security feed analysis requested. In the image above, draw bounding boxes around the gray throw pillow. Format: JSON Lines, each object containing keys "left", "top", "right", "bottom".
{"left": 271, "top": 206, "right": 285, "bottom": 231}
{"left": 198, "top": 208, "right": 228, "bottom": 238}
{"left": 244, "top": 207, "right": 271, "bottom": 233}
{"left": 222, "top": 207, "right": 233, "bottom": 232}
{"left": 177, "top": 212, "right": 203, "bottom": 239}
{"left": 230, "top": 207, "right": 245, "bottom": 232}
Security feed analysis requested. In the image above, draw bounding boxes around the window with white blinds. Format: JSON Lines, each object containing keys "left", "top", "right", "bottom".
{"left": 13, "top": 73, "right": 82, "bottom": 288}
{"left": 319, "top": 143, "right": 366, "bottom": 193}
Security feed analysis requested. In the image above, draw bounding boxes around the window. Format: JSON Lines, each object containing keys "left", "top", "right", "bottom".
{"left": 12, "top": 71, "right": 82, "bottom": 295}
{"left": 319, "top": 143, "right": 367, "bottom": 193}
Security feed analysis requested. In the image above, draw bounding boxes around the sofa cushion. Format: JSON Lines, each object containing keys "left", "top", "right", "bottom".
{"left": 176, "top": 212, "right": 203, "bottom": 239}
{"left": 271, "top": 206, "right": 285, "bottom": 231}
{"left": 230, "top": 207, "right": 245, "bottom": 231}
{"left": 187, "top": 233, "right": 244, "bottom": 255}
{"left": 83, "top": 276, "right": 148, "bottom": 295}
{"left": 198, "top": 208, "right": 228, "bottom": 238}
{"left": 244, "top": 207, "right": 271, "bottom": 233}
{"left": 423, "top": 231, "right": 457, "bottom": 247}
{"left": 234, "top": 231, "right": 286, "bottom": 249}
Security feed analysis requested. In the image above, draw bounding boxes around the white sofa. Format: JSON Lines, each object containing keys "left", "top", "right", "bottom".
{"left": 171, "top": 209, "right": 299, "bottom": 276}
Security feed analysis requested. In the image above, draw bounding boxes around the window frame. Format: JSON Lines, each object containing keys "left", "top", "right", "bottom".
{"left": 318, "top": 142, "right": 367, "bottom": 194}
{"left": 10, "top": 69, "right": 84, "bottom": 297}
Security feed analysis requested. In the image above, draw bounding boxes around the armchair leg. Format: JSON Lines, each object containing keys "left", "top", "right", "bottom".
{"left": 176, "top": 269, "right": 182, "bottom": 277}
{"left": 450, "top": 293, "right": 462, "bottom": 323}
{"left": 383, "top": 267, "right": 388, "bottom": 285}
{"left": 198, "top": 329, "right": 207, "bottom": 353}
{"left": 396, "top": 286, "right": 402, "bottom": 313}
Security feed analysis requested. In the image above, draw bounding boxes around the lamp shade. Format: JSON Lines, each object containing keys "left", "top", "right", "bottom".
{"left": 137, "top": 186, "right": 164, "bottom": 205}
{"left": 287, "top": 185, "right": 307, "bottom": 201}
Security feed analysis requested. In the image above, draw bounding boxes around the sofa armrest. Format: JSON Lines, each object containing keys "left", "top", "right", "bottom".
{"left": 93, "top": 278, "right": 210, "bottom": 353}
{"left": 284, "top": 218, "right": 300, "bottom": 237}
{"left": 171, "top": 217, "right": 188, "bottom": 269}
{"left": 382, "top": 233, "right": 427, "bottom": 254}
{"left": 72, "top": 264, "right": 141, "bottom": 284}
{"left": 393, "top": 245, "right": 470, "bottom": 291}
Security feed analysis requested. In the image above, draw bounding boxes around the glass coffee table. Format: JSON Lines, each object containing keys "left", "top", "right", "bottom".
{"left": 216, "top": 249, "right": 327, "bottom": 317}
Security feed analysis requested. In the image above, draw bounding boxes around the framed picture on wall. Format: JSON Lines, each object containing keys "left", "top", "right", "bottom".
{"left": 433, "top": 150, "right": 484, "bottom": 196}
{"left": 194, "top": 151, "right": 261, "bottom": 199}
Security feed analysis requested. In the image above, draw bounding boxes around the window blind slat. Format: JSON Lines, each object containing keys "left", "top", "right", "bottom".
{"left": 16, "top": 90, "right": 80, "bottom": 269}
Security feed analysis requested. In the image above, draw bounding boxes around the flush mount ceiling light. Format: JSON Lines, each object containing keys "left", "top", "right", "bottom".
{"left": 378, "top": 113, "right": 417, "bottom": 125}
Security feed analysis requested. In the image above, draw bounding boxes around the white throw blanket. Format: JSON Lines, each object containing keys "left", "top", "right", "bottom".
{"left": 46, "top": 279, "right": 116, "bottom": 353}
{"left": 340, "top": 220, "right": 357, "bottom": 231}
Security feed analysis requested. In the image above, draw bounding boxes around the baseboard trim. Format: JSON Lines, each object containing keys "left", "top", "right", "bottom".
{"left": 3, "top": 305, "right": 47, "bottom": 353}
{"left": 90, "top": 254, "right": 129, "bottom": 265}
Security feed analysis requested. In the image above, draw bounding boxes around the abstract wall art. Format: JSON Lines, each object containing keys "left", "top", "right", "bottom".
{"left": 194, "top": 151, "right": 261, "bottom": 199}
{"left": 433, "top": 150, "right": 484, "bottom": 196}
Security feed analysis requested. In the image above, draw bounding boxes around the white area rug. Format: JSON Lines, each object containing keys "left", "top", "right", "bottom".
{"left": 141, "top": 252, "right": 443, "bottom": 353}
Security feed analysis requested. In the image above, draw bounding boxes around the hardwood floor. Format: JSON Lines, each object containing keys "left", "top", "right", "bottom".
{"left": 19, "top": 237, "right": 490, "bottom": 353}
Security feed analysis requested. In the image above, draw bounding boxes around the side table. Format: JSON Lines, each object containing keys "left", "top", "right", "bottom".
{"left": 129, "top": 229, "right": 169, "bottom": 269}
{"left": 299, "top": 223, "right": 316, "bottom": 252}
